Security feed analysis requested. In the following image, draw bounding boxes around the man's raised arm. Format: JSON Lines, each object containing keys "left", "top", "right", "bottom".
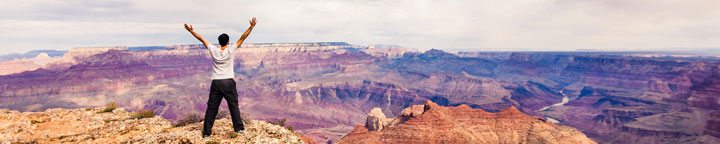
{"left": 235, "top": 17, "right": 257, "bottom": 49}
{"left": 184, "top": 23, "right": 212, "bottom": 48}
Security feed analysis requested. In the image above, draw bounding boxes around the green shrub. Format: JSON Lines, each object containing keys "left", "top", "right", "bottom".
{"left": 175, "top": 113, "right": 203, "bottom": 127}
{"left": 130, "top": 109, "right": 155, "bottom": 119}
{"left": 97, "top": 102, "right": 118, "bottom": 113}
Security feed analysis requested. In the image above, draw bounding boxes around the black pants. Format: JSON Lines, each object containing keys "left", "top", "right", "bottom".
{"left": 202, "top": 79, "right": 244, "bottom": 136}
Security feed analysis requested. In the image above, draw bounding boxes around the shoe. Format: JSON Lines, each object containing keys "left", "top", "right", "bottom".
{"left": 236, "top": 130, "right": 245, "bottom": 134}
{"left": 202, "top": 135, "right": 211, "bottom": 141}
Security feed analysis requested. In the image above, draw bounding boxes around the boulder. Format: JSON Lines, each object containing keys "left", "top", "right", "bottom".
{"left": 400, "top": 104, "right": 425, "bottom": 117}
{"left": 112, "top": 108, "right": 126, "bottom": 114}
{"left": 365, "top": 108, "right": 387, "bottom": 131}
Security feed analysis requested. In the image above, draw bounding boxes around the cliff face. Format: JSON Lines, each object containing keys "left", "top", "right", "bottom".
{"left": 338, "top": 101, "right": 596, "bottom": 144}
{"left": 1, "top": 43, "right": 720, "bottom": 143}
{"left": 0, "top": 107, "right": 310, "bottom": 143}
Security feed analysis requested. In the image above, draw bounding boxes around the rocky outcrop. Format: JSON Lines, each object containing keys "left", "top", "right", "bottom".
{"left": 365, "top": 108, "right": 392, "bottom": 131}
{"left": 362, "top": 44, "right": 415, "bottom": 58}
{"left": 338, "top": 101, "right": 596, "bottom": 144}
{"left": 363, "top": 104, "right": 428, "bottom": 132}
{"left": 0, "top": 107, "right": 310, "bottom": 143}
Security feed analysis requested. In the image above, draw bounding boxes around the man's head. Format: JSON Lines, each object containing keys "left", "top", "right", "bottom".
{"left": 218, "top": 33, "right": 229, "bottom": 47}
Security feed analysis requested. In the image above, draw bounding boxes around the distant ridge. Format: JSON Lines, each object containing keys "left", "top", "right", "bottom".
{"left": 0, "top": 50, "right": 65, "bottom": 61}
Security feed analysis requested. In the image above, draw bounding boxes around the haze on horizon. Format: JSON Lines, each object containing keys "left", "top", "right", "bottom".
{"left": 1, "top": 0, "right": 719, "bottom": 55}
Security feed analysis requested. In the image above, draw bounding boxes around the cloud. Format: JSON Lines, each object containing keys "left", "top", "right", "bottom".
{"left": 0, "top": 0, "right": 719, "bottom": 54}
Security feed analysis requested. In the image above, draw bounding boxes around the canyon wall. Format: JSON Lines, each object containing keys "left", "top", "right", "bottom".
{"left": 1, "top": 43, "right": 719, "bottom": 143}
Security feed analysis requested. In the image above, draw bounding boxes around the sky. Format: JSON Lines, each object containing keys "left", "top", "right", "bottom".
{"left": 1, "top": 0, "right": 720, "bottom": 54}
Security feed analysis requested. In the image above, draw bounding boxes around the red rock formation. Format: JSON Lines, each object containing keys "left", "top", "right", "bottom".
{"left": 338, "top": 101, "right": 596, "bottom": 144}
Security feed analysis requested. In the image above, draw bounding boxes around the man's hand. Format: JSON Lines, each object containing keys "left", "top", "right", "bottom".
{"left": 184, "top": 23, "right": 194, "bottom": 32}
{"left": 184, "top": 23, "right": 211, "bottom": 49}
{"left": 236, "top": 17, "right": 257, "bottom": 48}
{"left": 249, "top": 17, "right": 257, "bottom": 27}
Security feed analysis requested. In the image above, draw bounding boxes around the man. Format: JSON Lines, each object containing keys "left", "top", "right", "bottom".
{"left": 184, "top": 17, "right": 256, "bottom": 138}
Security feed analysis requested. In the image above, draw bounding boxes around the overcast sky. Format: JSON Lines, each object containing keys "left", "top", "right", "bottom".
{"left": 1, "top": 0, "right": 719, "bottom": 54}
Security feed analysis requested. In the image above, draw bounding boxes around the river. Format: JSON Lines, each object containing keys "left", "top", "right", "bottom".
{"left": 537, "top": 90, "right": 569, "bottom": 123}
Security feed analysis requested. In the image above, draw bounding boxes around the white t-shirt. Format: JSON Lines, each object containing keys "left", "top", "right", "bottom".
{"left": 206, "top": 44, "right": 237, "bottom": 80}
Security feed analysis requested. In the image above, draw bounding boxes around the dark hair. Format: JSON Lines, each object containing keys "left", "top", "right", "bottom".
{"left": 218, "top": 33, "right": 229, "bottom": 47}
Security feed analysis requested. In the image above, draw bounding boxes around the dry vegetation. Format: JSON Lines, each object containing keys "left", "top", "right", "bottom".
{"left": 130, "top": 109, "right": 155, "bottom": 119}
{"left": 175, "top": 113, "right": 203, "bottom": 127}
{"left": 96, "top": 102, "right": 117, "bottom": 113}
